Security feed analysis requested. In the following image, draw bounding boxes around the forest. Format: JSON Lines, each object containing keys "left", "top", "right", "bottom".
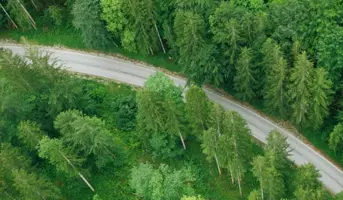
{"left": 1, "top": 0, "right": 343, "bottom": 199}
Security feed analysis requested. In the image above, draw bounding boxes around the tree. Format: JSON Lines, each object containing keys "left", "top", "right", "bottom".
{"left": 263, "top": 51, "right": 288, "bottom": 118}
{"left": 294, "top": 164, "right": 321, "bottom": 191}
{"left": 209, "top": 2, "right": 244, "bottom": 65}
{"left": 130, "top": 163, "right": 195, "bottom": 200}
{"left": 12, "top": 169, "right": 61, "bottom": 200}
{"left": 264, "top": 167, "right": 285, "bottom": 200}
{"left": 72, "top": 0, "right": 110, "bottom": 49}
{"left": 309, "top": 68, "right": 333, "bottom": 129}
{"left": 208, "top": 103, "right": 225, "bottom": 137}
{"left": 38, "top": 137, "right": 85, "bottom": 176}
{"left": 202, "top": 128, "right": 222, "bottom": 175}
{"left": 55, "top": 110, "right": 116, "bottom": 168}
{"left": 329, "top": 123, "right": 343, "bottom": 153}
{"left": 17, "top": 120, "right": 45, "bottom": 150}
{"left": 185, "top": 85, "right": 210, "bottom": 139}
{"left": 288, "top": 52, "right": 313, "bottom": 126}
{"left": 220, "top": 110, "right": 253, "bottom": 195}
{"left": 234, "top": 47, "right": 255, "bottom": 101}
{"left": 174, "top": 10, "right": 205, "bottom": 76}
{"left": 265, "top": 130, "right": 290, "bottom": 171}
{"left": 251, "top": 156, "right": 267, "bottom": 199}
{"left": 6, "top": 0, "right": 34, "bottom": 29}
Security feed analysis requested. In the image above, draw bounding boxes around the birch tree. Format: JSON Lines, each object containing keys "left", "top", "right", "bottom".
{"left": 251, "top": 155, "right": 267, "bottom": 199}
{"left": 17, "top": 120, "right": 45, "bottom": 150}
{"left": 265, "top": 130, "right": 290, "bottom": 171}
{"left": 202, "top": 128, "right": 222, "bottom": 175}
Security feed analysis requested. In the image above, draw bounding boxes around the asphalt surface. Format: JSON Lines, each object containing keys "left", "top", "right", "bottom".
{"left": 2, "top": 44, "right": 343, "bottom": 194}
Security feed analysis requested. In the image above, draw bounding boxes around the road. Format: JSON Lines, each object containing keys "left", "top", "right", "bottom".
{"left": 2, "top": 44, "right": 343, "bottom": 194}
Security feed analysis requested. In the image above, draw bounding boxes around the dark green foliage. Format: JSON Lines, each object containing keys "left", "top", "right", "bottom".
{"left": 72, "top": 0, "right": 110, "bottom": 49}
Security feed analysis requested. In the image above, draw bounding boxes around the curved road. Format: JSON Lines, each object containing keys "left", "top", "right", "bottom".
{"left": 2, "top": 44, "right": 343, "bottom": 194}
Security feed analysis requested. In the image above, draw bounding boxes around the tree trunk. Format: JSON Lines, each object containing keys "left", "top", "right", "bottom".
{"left": 179, "top": 132, "right": 186, "bottom": 150}
{"left": 154, "top": 23, "right": 166, "bottom": 54}
{"left": 228, "top": 163, "right": 234, "bottom": 184}
{"left": 17, "top": 0, "right": 36, "bottom": 29}
{"left": 214, "top": 152, "right": 222, "bottom": 175}
{"left": 217, "top": 120, "right": 221, "bottom": 137}
{"left": 0, "top": 3, "right": 18, "bottom": 28}
{"left": 58, "top": 151, "right": 95, "bottom": 192}
{"left": 260, "top": 177, "right": 264, "bottom": 200}
{"left": 31, "top": 0, "right": 38, "bottom": 10}
{"left": 237, "top": 171, "right": 242, "bottom": 196}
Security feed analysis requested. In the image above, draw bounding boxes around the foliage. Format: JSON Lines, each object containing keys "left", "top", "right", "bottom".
{"left": 130, "top": 163, "right": 195, "bottom": 200}
{"left": 17, "top": 120, "right": 45, "bottom": 150}
{"left": 72, "top": 0, "right": 110, "bottom": 49}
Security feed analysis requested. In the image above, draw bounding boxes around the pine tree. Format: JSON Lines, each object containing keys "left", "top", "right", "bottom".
{"left": 288, "top": 52, "right": 314, "bottom": 125}
{"left": 234, "top": 47, "right": 256, "bottom": 101}
{"left": 202, "top": 128, "right": 222, "bottom": 174}
{"left": 310, "top": 68, "right": 333, "bottom": 129}
{"left": 265, "top": 130, "right": 290, "bottom": 171}
{"left": 208, "top": 103, "right": 225, "bottom": 136}
{"left": 263, "top": 52, "right": 289, "bottom": 118}
{"left": 329, "top": 123, "right": 343, "bottom": 154}
{"left": 264, "top": 167, "right": 285, "bottom": 200}
{"left": 17, "top": 120, "right": 45, "bottom": 150}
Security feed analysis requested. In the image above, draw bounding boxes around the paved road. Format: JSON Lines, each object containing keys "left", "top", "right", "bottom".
{"left": 2, "top": 44, "right": 343, "bottom": 194}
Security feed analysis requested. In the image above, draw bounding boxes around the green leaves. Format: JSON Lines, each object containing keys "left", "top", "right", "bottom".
{"left": 130, "top": 163, "right": 195, "bottom": 200}
{"left": 329, "top": 123, "right": 343, "bottom": 153}
{"left": 17, "top": 120, "right": 45, "bottom": 150}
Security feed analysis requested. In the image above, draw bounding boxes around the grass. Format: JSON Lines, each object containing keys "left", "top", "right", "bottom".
{"left": 1, "top": 27, "right": 341, "bottom": 169}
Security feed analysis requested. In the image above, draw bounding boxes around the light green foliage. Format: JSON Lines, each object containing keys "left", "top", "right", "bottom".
{"left": 55, "top": 110, "right": 116, "bottom": 168}
{"left": 265, "top": 130, "right": 289, "bottom": 171}
{"left": 185, "top": 85, "right": 210, "bottom": 139}
{"left": 288, "top": 52, "right": 313, "bottom": 125}
{"left": 38, "top": 137, "right": 85, "bottom": 176}
{"left": 121, "top": 29, "right": 137, "bottom": 53}
{"left": 208, "top": 103, "right": 225, "bottom": 136}
{"left": 264, "top": 167, "right": 285, "bottom": 200}
{"left": 329, "top": 123, "right": 343, "bottom": 153}
{"left": 72, "top": 0, "right": 110, "bottom": 48}
{"left": 251, "top": 156, "right": 267, "bottom": 199}
{"left": 202, "top": 128, "right": 220, "bottom": 163}
{"left": 130, "top": 163, "right": 195, "bottom": 200}
{"left": 234, "top": 47, "right": 255, "bottom": 101}
{"left": 294, "top": 187, "right": 331, "bottom": 200}
{"left": 294, "top": 164, "right": 321, "bottom": 191}
{"left": 12, "top": 169, "right": 61, "bottom": 200}
{"left": 93, "top": 194, "right": 103, "bottom": 200}
{"left": 248, "top": 189, "right": 262, "bottom": 200}
{"left": 233, "top": 0, "right": 264, "bottom": 11}
{"left": 309, "top": 68, "right": 333, "bottom": 129}
{"left": 137, "top": 73, "right": 184, "bottom": 157}
{"left": 335, "top": 192, "right": 343, "bottom": 200}
{"left": 17, "top": 120, "right": 45, "bottom": 150}
{"left": 181, "top": 195, "right": 205, "bottom": 200}
{"left": 100, "top": 0, "right": 127, "bottom": 37}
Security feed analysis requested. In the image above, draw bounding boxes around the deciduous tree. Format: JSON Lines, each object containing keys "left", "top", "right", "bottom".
{"left": 17, "top": 120, "right": 45, "bottom": 150}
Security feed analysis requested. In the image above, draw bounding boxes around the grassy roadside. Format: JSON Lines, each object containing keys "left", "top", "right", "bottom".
{"left": 1, "top": 28, "right": 342, "bottom": 169}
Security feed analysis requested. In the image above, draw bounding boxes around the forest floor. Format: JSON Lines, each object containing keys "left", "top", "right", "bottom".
{"left": 1, "top": 27, "right": 341, "bottom": 170}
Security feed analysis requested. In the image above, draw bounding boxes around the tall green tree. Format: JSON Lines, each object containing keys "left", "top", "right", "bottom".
{"left": 72, "top": 0, "right": 110, "bottom": 48}
{"left": 38, "top": 137, "right": 85, "bottom": 176}
{"left": 208, "top": 103, "right": 225, "bottom": 137}
{"left": 251, "top": 155, "right": 267, "bottom": 199}
{"left": 288, "top": 52, "right": 314, "bottom": 126}
{"left": 185, "top": 85, "right": 210, "bottom": 139}
{"left": 12, "top": 169, "right": 61, "bottom": 200}
{"left": 234, "top": 47, "right": 256, "bottom": 101}
{"left": 309, "top": 68, "right": 333, "bottom": 129}
{"left": 54, "top": 110, "right": 116, "bottom": 168}
{"left": 265, "top": 130, "right": 290, "bottom": 171}
{"left": 263, "top": 52, "right": 288, "bottom": 118}
{"left": 264, "top": 167, "right": 285, "bottom": 200}
{"left": 202, "top": 128, "right": 222, "bottom": 175}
